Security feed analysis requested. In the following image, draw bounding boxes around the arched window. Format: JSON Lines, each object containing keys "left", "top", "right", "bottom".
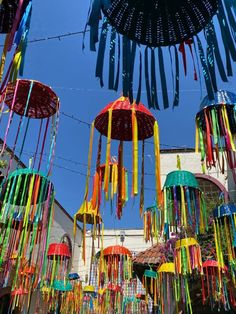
{"left": 195, "top": 173, "right": 229, "bottom": 214}
{"left": 60, "top": 233, "right": 72, "bottom": 256}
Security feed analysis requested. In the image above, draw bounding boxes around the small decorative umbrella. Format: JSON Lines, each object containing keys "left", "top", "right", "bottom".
{"left": 10, "top": 263, "right": 36, "bottom": 312}
{"left": 0, "top": 1, "right": 32, "bottom": 87}
{"left": 157, "top": 262, "right": 177, "bottom": 314}
{"left": 42, "top": 280, "right": 73, "bottom": 314}
{"left": 174, "top": 238, "right": 202, "bottom": 314}
{"left": 99, "top": 245, "right": 132, "bottom": 287}
{"left": 212, "top": 204, "right": 236, "bottom": 283}
{"left": 142, "top": 269, "right": 158, "bottom": 306}
{"left": 0, "top": 168, "right": 54, "bottom": 310}
{"left": 91, "top": 159, "right": 128, "bottom": 216}
{"left": 0, "top": 79, "right": 60, "bottom": 175}
{"left": 98, "top": 283, "right": 123, "bottom": 314}
{"left": 143, "top": 204, "right": 160, "bottom": 243}
{"left": 41, "top": 244, "right": 72, "bottom": 314}
{"left": 45, "top": 243, "right": 71, "bottom": 288}
{"left": 88, "top": 96, "right": 161, "bottom": 220}
{"left": 60, "top": 280, "right": 83, "bottom": 314}
{"left": 174, "top": 237, "right": 203, "bottom": 275}
{"left": 201, "top": 260, "right": 235, "bottom": 311}
{"left": 86, "top": 0, "right": 236, "bottom": 109}
{"left": 74, "top": 200, "right": 102, "bottom": 263}
{"left": 83, "top": 285, "right": 96, "bottom": 313}
{"left": 162, "top": 170, "right": 207, "bottom": 238}
{"left": 196, "top": 90, "right": 236, "bottom": 182}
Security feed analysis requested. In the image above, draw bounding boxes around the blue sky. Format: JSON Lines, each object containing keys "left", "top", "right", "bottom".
{"left": 2, "top": 0, "right": 236, "bottom": 229}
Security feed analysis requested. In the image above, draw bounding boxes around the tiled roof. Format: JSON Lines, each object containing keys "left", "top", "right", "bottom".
{"left": 132, "top": 243, "right": 166, "bottom": 266}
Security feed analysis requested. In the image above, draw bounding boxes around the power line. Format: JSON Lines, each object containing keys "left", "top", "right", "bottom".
{"left": 0, "top": 29, "right": 90, "bottom": 48}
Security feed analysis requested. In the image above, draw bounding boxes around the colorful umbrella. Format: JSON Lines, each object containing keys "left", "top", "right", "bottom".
{"left": 162, "top": 170, "right": 207, "bottom": 237}
{"left": 86, "top": 0, "right": 236, "bottom": 109}
{"left": 99, "top": 245, "right": 132, "bottom": 287}
{"left": 0, "top": 79, "right": 60, "bottom": 176}
{"left": 157, "top": 262, "right": 177, "bottom": 314}
{"left": 89, "top": 96, "right": 161, "bottom": 220}
{"left": 213, "top": 203, "right": 236, "bottom": 283}
{"left": 196, "top": 90, "right": 236, "bottom": 182}
{"left": 74, "top": 200, "right": 102, "bottom": 263}
{"left": 201, "top": 260, "right": 235, "bottom": 311}
{"left": 143, "top": 204, "right": 160, "bottom": 243}
{"left": 0, "top": 168, "right": 54, "bottom": 311}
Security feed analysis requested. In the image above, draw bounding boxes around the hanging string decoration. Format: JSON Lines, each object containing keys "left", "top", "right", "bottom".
{"left": 122, "top": 278, "right": 148, "bottom": 314}
{"left": 213, "top": 204, "right": 236, "bottom": 283}
{"left": 0, "top": 168, "right": 54, "bottom": 311}
{"left": 91, "top": 158, "right": 128, "bottom": 217}
{"left": 174, "top": 238, "right": 203, "bottom": 314}
{"left": 0, "top": 79, "right": 60, "bottom": 175}
{"left": 201, "top": 260, "right": 235, "bottom": 311}
{"left": 82, "top": 285, "right": 96, "bottom": 313}
{"left": 142, "top": 269, "right": 158, "bottom": 307}
{"left": 86, "top": 0, "right": 236, "bottom": 109}
{"left": 44, "top": 243, "right": 71, "bottom": 288}
{"left": 157, "top": 262, "right": 177, "bottom": 314}
{"left": 98, "top": 284, "right": 123, "bottom": 314}
{"left": 0, "top": 0, "right": 33, "bottom": 88}
{"left": 174, "top": 238, "right": 203, "bottom": 276}
{"left": 196, "top": 90, "right": 236, "bottom": 182}
{"left": 58, "top": 274, "right": 82, "bottom": 314}
{"left": 99, "top": 245, "right": 132, "bottom": 288}
{"left": 74, "top": 200, "right": 102, "bottom": 263}
{"left": 143, "top": 203, "right": 160, "bottom": 244}
{"left": 41, "top": 243, "right": 72, "bottom": 313}
{"left": 90, "top": 96, "right": 161, "bottom": 220}
{"left": 162, "top": 170, "right": 208, "bottom": 238}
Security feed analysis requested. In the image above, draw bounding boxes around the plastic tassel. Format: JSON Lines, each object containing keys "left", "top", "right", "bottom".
{"left": 104, "top": 109, "right": 112, "bottom": 197}
{"left": 131, "top": 107, "right": 138, "bottom": 196}
{"left": 153, "top": 121, "right": 162, "bottom": 205}
{"left": 139, "top": 140, "right": 145, "bottom": 216}
{"left": 117, "top": 141, "right": 124, "bottom": 219}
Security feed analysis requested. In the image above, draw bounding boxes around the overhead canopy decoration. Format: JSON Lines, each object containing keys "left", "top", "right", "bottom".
{"left": 196, "top": 90, "right": 236, "bottom": 182}
{"left": 86, "top": 0, "right": 236, "bottom": 109}
{"left": 0, "top": 79, "right": 60, "bottom": 176}
{"left": 0, "top": 0, "right": 32, "bottom": 88}
{"left": 0, "top": 168, "right": 55, "bottom": 312}
{"left": 162, "top": 170, "right": 208, "bottom": 237}
{"left": 212, "top": 203, "right": 236, "bottom": 282}
{"left": 91, "top": 96, "right": 161, "bottom": 219}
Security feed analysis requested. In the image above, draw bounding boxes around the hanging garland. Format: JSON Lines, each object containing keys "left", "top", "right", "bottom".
{"left": 85, "top": 0, "right": 236, "bottom": 109}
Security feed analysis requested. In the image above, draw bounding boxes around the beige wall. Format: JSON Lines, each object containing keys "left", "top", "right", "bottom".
{"left": 160, "top": 150, "right": 236, "bottom": 200}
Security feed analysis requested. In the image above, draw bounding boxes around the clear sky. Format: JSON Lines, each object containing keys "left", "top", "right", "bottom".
{"left": 2, "top": 0, "right": 236, "bottom": 229}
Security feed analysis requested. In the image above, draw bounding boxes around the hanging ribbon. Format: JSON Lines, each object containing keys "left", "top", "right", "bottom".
{"left": 131, "top": 107, "right": 138, "bottom": 196}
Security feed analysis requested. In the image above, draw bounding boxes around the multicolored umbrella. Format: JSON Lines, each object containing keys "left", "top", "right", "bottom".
{"left": 89, "top": 96, "right": 161, "bottom": 220}
{"left": 44, "top": 243, "right": 71, "bottom": 287}
{"left": 201, "top": 260, "right": 235, "bottom": 311}
{"left": 98, "top": 245, "right": 133, "bottom": 288}
{"left": 0, "top": 79, "right": 60, "bottom": 176}
{"left": 213, "top": 203, "right": 236, "bottom": 283}
{"left": 0, "top": 168, "right": 54, "bottom": 311}
{"left": 196, "top": 90, "right": 236, "bottom": 182}
{"left": 174, "top": 238, "right": 203, "bottom": 314}
{"left": 157, "top": 262, "right": 177, "bottom": 314}
{"left": 143, "top": 204, "right": 160, "bottom": 243}
{"left": 74, "top": 200, "right": 102, "bottom": 263}
{"left": 91, "top": 158, "right": 128, "bottom": 218}
{"left": 86, "top": 0, "right": 236, "bottom": 109}
{"left": 162, "top": 170, "right": 207, "bottom": 238}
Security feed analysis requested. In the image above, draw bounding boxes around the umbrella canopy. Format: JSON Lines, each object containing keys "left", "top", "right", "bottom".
{"left": 103, "top": 0, "right": 218, "bottom": 47}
